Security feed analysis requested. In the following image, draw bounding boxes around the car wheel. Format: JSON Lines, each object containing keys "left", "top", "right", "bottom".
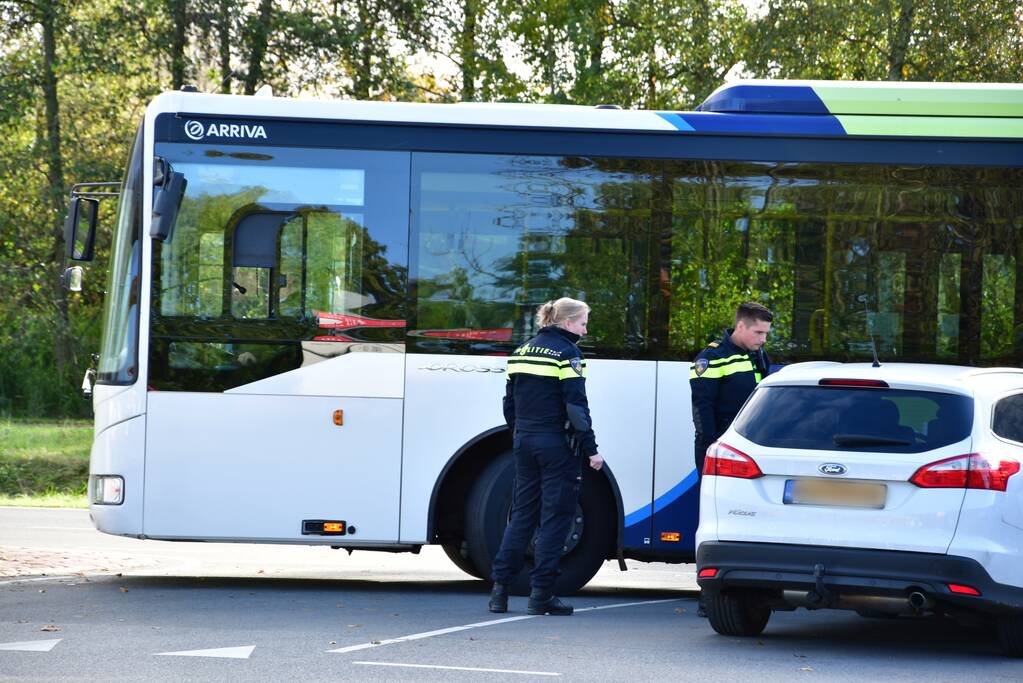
{"left": 463, "top": 450, "right": 613, "bottom": 596}
{"left": 706, "top": 590, "right": 771, "bottom": 636}
{"left": 997, "top": 614, "right": 1023, "bottom": 657}
{"left": 442, "top": 541, "right": 484, "bottom": 579}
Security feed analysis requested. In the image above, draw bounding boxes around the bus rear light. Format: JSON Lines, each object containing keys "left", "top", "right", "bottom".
{"left": 703, "top": 442, "right": 763, "bottom": 479}
{"left": 947, "top": 583, "right": 981, "bottom": 596}
{"left": 91, "top": 475, "right": 124, "bottom": 505}
{"left": 698, "top": 568, "right": 719, "bottom": 578}
{"left": 909, "top": 454, "right": 1019, "bottom": 492}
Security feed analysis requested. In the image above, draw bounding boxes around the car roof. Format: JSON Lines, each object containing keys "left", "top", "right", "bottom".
{"left": 763, "top": 362, "right": 1023, "bottom": 396}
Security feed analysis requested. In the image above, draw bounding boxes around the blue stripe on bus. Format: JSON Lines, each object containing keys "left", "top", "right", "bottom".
{"left": 678, "top": 112, "right": 848, "bottom": 136}
{"left": 656, "top": 113, "right": 696, "bottom": 132}
{"left": 623, "top": 469, "right": 699, "bottom": 527}
{"left": 697, "top": 84, "right": 831, "bottom": 115}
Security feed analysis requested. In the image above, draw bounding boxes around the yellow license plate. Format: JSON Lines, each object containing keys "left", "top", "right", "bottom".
{"left": 784, "top": 479, "right": 886, "bottom": 509}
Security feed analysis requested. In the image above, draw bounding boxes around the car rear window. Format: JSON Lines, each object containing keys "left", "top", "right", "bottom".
{"left": 733, "top": 386, "right": 973, "bottom": 453}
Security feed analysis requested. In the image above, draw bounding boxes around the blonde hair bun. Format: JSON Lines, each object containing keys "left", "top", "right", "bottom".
{"left": 535, "top": 297, "right": 590, "bottom": 329}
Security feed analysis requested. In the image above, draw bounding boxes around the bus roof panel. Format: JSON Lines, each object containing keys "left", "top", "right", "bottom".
{"left": 700, "top": 80, "right": 1023, "bottom": 118}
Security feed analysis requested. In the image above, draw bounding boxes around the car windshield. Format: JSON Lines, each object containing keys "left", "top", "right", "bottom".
{"left": 733, "top": 386, "right": 974, "bottom": 453}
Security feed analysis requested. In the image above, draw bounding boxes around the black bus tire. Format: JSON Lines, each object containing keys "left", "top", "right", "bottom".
{"left": 442, "top": 542, "right": 485, "bottom": 579}
{"left": 463, "top": 449, "right": 614, "bottom": 596}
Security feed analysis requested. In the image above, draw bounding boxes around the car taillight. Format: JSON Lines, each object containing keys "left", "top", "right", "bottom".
{"left": 909, "top": 453, "right": 1020, "bottom": 492}
{"left": 703, "top": 442, "right": 763, "bottom": 479}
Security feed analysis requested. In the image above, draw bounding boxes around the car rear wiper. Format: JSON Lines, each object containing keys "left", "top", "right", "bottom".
{"left": 833, "top": 434, "right": 912, "bottom": 447}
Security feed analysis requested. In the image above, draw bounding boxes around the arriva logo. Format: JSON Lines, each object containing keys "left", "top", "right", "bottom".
{"left": 184, "top": 120, "right": 268, "bottom": 141}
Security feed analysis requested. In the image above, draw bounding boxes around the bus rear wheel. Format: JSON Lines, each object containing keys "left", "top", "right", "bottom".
{"left": 463, "top": 449, "right": 613, "bottom": 596}
{"left": 442, "top": 541, "right": 485, "bottom": 579}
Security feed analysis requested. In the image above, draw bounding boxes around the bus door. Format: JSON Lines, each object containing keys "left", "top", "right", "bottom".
{"left": 649, "top": 361, "right": 699, "bottom": 556}
{"left": 143, "top": 144, "right": 410, "bottom": 543}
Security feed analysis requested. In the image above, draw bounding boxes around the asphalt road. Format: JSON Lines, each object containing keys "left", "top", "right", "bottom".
{"left": 1, "top": 508, "right": 1021, "bottom": 681}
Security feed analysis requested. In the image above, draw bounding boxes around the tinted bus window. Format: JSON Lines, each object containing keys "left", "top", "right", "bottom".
{"left": 149, "top": 145, "right": 409, "bottom": 391}
{"left": 410, "top": 153, "right": 658, "bottom": 357}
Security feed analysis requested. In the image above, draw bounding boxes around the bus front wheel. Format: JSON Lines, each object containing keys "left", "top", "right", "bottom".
{"left": 463, "top": 449, "right": 614, "bottom": 596}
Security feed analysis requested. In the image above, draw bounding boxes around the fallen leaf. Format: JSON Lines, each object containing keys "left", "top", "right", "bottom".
{"left": 40, "top": 625, "right": 61, "bottom": 632}
{"left": 329, "top": 641, "right": 336, "bottom": 645}
{"left": 371, "top": 640, "right": 382, "bottom": 645}
{"left": 256, "top": 569, "right": 265, "bottom": 574}
{"left": 38, "top": 589, "right": 46, "bottom": 593}
{"left": 347, "top": 624, "right": 362, "bottom": 628}
{"left": 119, "top": 587, "right": 129, "bottom": 593}
{"left": 800, "top": 667, "right": 814, "bottom": 672}
{"left": 674, "top": 608, "right": 686, "bottom": 614}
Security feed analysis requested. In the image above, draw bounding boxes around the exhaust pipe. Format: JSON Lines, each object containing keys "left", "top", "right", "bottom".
{"left": 781, "top": 590, "right": 935, "bottom": 615}
{"left": 908, "top": 591, "right": 934, "bottom": 611}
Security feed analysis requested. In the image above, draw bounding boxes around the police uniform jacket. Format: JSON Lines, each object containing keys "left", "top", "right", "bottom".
{"left": 690, "top": 328, "right": 770, "bottom": 454}
{"left": 504, "top": 325, "right": 598, "bottom": 457}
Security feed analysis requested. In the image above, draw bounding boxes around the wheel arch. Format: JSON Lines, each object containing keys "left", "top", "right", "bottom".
{"left": 428, "top": 427, "right": 626, "bottom": 562}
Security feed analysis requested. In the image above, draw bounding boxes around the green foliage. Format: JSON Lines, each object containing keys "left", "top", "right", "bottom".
{"left": 0, "top": 420, "right": 91, "bottom": 497}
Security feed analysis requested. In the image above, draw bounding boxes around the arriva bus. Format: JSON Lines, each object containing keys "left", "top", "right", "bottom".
{"left": 64, "top": 80, "right": 1023, "bottom": 594}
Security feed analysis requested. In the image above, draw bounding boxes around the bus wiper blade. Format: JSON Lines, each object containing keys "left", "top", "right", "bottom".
{"left": 833, "top": 434, "right": 912, "bottom": 447}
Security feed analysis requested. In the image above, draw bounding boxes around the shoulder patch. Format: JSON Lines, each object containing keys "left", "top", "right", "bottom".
{"left": 569, "top": 357, "right": 584, "bottom": 376}
{"left": 694, "top": 358, "right": 709, "bottom": 376}
{"left": 708, "top": 342, "right": 719, "bottom": 348}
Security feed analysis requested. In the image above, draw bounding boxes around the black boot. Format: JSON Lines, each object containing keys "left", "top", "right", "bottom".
{"left": 488, "top": 583, "right": 509, "bottom": 613}
{"left": 527, "top": 588, "right": 573, "bottom": 615}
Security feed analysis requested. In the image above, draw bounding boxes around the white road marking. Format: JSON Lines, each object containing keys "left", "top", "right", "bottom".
{"left": 328, "top": 597, "right": 681, "bottom": 654}
{"left": 0, "top": 638, "right": 62, "bottom": 652}
{"left": 155, "top": 645, "right": 255, "bottom": 659}
{"left": 354, "top": 661, "right": 560, "bottom": 676}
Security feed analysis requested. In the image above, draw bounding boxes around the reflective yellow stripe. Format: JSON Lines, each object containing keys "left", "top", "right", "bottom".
{"left": 559, "top": 366, "right": 586, "bottom": 380}
{"left": 689, "top": 359, "right": 755, "bottom": 379}
{"left": 707, "top": 353, "right": 747, "bottom": 366}
{"left": 507, "top": 363, "right": 561, "bottom": 378}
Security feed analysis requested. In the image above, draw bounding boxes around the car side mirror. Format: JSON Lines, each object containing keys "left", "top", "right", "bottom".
{"left": 64, "top": 197, "right": 98, "bottom": 262}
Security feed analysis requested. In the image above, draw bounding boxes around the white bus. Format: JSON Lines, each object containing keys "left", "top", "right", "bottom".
{"left": 65, "top": 80, "right": 1023, "bottom": 594}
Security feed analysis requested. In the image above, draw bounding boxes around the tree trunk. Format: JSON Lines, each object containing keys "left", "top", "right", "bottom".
{"left": 459, "top": 0, "right": 478, "bottom": 101}
{"left": 243, "top": 0, "right": 273, "bottom": 95}
{"left": 353, "top": 0, "right": 376, "bottom": 100}
{"left": 886, "top": 0, "right": 915, "bottom": 81}
{"left": 168, "top": 0, "right": 188, "bottom": 89}
{"left": 218, "top": 0, "right": 232, "bottom": 93}
{"left": 40, "top": 2, "right": 73, "bottom": 377}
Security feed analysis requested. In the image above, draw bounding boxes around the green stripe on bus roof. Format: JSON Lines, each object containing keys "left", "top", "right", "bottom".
{"left": 835, "top": 115, "right": 1023, "bottom": 138}
{"left": 813, "top": 83, "right": 1023, "bottom": 118}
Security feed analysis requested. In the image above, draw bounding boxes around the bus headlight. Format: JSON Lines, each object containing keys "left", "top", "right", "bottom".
{"left": 91, "top": 475, "right": 124, "bottom": 505}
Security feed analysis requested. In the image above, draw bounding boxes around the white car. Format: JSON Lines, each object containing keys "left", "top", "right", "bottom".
{"left": 695, "top": 362, "right": 1023, "bottom": 657}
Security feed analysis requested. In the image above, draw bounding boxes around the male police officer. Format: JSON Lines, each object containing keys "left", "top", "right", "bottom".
{"left": 690, "top": 302, "right": 772, "bottom": 617}
{"left": 690, "top": 302, "right": 773, "bottom": 477}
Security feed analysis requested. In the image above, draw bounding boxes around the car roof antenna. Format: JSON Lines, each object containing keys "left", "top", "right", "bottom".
{"left": 858, "top": 294, "right": 881, "bottom": 368}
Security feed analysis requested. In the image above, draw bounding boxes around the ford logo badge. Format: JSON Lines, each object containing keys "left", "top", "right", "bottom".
{"left": 819, "top": 463, "right": 847, "bottom": 475}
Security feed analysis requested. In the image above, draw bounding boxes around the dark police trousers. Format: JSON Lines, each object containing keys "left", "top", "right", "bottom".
{"left": 491, "top": 432, "right": 580, "bottom": 591}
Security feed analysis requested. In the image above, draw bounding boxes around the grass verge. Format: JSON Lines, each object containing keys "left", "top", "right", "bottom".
{"left": 0, "top": 419, "right": 91, "bottom": 508}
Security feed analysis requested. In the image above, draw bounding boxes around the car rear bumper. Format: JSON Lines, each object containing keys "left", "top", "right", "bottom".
{"left": 697, "top": 541, "right": 1023, "bottom": 616}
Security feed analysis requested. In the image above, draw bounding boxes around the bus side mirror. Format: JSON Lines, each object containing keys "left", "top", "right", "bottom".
{"left": 151, "top": 170, "right": 186, "bottom": 242}
{"left": 64, "top": 197, "right": 98, "bottom": 262}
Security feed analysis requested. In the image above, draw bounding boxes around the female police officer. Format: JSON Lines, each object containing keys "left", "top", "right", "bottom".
{"left": 488, "top": 297, "right": 604, "bottom": 615}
